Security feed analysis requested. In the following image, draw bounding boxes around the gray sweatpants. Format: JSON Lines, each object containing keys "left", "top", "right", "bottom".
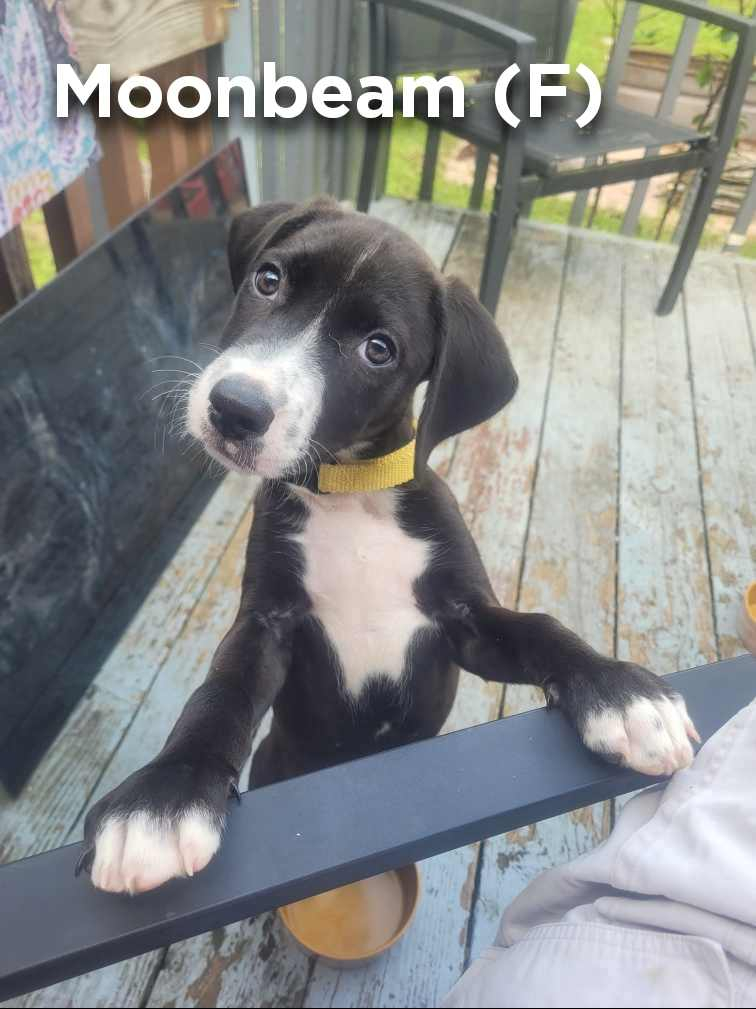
{"left": 443, "top": 699, "right": 756, "bottom": 1008}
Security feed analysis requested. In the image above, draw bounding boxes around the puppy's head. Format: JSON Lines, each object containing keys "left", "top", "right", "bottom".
{"left": 186, "top": 198, "right": 517, "bottom": 482}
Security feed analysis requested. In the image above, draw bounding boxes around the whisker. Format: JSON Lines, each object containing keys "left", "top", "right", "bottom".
{"left": 150, "top": 368, "right": 200, "bottom": 377}
{"left": 147, "top": 354, "right": 203, "bottom": 372}
{"left": 139, "top": 378, "right": 193, "bottom": 400}
{"left": 151, "top": 387, "right": 191, "bottom": 403}
{"left": 309, "top": 437, "right": 337, "bottom": 463}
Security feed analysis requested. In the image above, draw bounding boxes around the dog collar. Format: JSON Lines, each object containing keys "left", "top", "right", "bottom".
{"left": 317, "top": 436, "right": 416, "bottom": 494}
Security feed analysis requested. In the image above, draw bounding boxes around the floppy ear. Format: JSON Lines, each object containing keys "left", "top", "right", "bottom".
{"left": 416, "top": 276, "right": 518, "bottom": 469}
{"left": 227, "top": 196, "right": 345, "bottom": 293}
{"left": 227, "top": 201, "right": 296, "bottom": 293}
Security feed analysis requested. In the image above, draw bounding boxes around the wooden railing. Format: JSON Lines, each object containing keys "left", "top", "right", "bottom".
{"left": 0, "top": 49, "right": 216, "bottom": 317}
{"left": 0, "top": 0, "right": 225, "bottom": 318}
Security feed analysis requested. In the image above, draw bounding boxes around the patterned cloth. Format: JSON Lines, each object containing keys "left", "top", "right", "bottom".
{"left": 0, "top": 0, "right": 99, "bottom": 237}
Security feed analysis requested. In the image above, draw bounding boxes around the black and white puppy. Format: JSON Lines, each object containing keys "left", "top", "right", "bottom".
{"left": 82, "top": 198, "right": 699, "bottom": 894}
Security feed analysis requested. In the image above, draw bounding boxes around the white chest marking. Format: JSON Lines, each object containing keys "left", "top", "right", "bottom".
{"left": 294, "top": 490, "right": 433, "bottom": 698}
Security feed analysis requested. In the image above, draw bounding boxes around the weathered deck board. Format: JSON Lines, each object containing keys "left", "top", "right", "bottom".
{"left": 516, "top": 232, "right": 622, "bottom": 651}
{"left": 94, "top": 476, "right": 257, "bottom": 704}
{"left": 618, "top": 247, "right": 716, "bottom": 674}
{"left": 449, "top": 218, "right": 567, "bottom": 617}
{"left": 466, "top": 231, "right": 623, "bottom": 960}
{"left": 446, "top": 219, "right": 574, "bottom": 965}
{"left": 144, "top": 198, "right": 467, "bottom": 1009}
{"left": 369, "top": 197, "right": 462, "bottom": 269}
{"left": 685, "top": 256, "right": 756, "bottom": 658}
{"left": 612, "top": 247, "right": 719, "bottom": 822}
{"left": 0, "top": 687, "right": 133, "bottom": 866}
{"left": 736, "top": 261, "right": 756, "bottom": 341}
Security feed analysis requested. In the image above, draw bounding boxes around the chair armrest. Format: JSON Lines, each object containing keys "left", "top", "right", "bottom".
{"left": 370, "top": 0, "right": 537, "bottom": 63}
{"left": 1, "top": 653, "right": 754, "bottom": 1001}
{"left": 641, "top": 0, "right": 755, "bottom": 37}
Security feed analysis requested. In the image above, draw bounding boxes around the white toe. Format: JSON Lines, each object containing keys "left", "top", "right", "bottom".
{"left": 178, "top": 810, "right": 222, "bottom": 877}
{"left": 91, "top": 817, "right": 126, "bottom": 892}
{"left": 623, "top": 698, "right": 677, "bottom": 775}
{"left": 584, "top": 693, "right": 699, "bottom": 776}
{"left": 120, "top": 812, "right": 184, "bottom": 894}
{"left": 672, "top": 692, "right": 701, "bottom": 744}
{"left": 90, "top": 809, "right": 221, "bottom": 894}
{"left": 655, "top": 696, "right": 695, "bottom": 769}
{"left": 582, "top": 708, "right": 631, "bottom": 764}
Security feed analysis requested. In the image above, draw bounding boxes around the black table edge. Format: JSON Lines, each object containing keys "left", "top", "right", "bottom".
{"left": 1, "top": 653, "right": 754, "bottom": 1000}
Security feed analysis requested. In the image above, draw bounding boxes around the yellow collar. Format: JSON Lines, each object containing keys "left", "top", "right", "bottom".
{"left": 317, "top": 437, "right": 416, "bottom": 494}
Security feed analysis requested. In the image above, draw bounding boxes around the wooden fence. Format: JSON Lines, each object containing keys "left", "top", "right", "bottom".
{"left": 0, "top": 47, "right": 215, "bottom": 316}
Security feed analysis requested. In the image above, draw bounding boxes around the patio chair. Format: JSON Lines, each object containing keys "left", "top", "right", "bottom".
{"left": 356, "top": 0, "right": 756, "bottom": 316}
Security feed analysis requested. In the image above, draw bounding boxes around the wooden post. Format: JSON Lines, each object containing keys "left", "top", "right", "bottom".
{"left": 0, "top": 227, "right": 35, "bottom": 314}
{"left": 42, "top": 177, "right": 95, "bottom": 270}
{"left": 723, "top": 169, "right": 756, "bottom": 252}
{"left": 147, "top": 51, "right": 214, "bottom": 198}
{"left": 147, "top": 59, "right": 193, "bottom": 196}
{"left": 181, "top": 51, "right": 214, "bottom": 167}
{"left": 96, "top": 111, "right": 146, "bottom": 228}
{"left": 67, "top": 0, "right": 227, "bottom": 80}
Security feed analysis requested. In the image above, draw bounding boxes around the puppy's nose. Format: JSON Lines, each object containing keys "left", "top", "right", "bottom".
{"left": 208, "top": 375, "right": 274, "bottom": 441}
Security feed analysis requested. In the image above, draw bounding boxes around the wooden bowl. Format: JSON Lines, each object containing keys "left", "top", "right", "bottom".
{"left": 278, "top": 865, "right": 421, "bottom": 967}
{"left": 738, "top": 581, "right": 756, "bottom": 656}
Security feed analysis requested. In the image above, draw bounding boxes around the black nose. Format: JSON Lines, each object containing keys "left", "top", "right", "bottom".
{"left": 208, "top": 375, "right": 274, "bottom": 441}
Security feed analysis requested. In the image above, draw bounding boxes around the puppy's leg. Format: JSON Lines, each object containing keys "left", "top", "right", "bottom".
{"left": 445, "top": 604, "right": 699, "bottom": 776}
{"left": 248, "top": 722, "right": 343, "bottom": 790}
{"left": 81, "top": 613, "right": 288, "bottom": 894}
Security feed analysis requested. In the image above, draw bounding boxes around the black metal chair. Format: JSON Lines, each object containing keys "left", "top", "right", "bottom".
{"left": 356, "top": 0, "right": 756, "bottom": 316}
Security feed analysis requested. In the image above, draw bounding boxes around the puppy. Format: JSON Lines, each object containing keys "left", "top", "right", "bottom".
{"left": 81, "top": 198, "right": 699, "bottom": 894}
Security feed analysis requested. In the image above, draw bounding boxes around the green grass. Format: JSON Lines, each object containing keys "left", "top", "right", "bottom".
{"left": 566, "top": 0, "right": 746, "bottom": 89}
{"left": 21, "top": 211, "right": 56, "bottom": 288}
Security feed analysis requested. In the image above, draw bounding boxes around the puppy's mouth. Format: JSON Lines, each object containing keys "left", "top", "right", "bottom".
{"left": 185, "top": 365, "right": 318, "bottom": 482}
{"left": 200, "top": 425, "right": 263, "bottom": 474}
{"left": 198, "top": 412, "right": 300, "bottom": 480}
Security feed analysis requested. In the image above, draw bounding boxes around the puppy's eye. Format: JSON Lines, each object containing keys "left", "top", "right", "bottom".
{"left": 254, "top": 264, "right": 280, "bottom": 297}
{"left": 360, "top": 334, "right": 396, "bottom": 367}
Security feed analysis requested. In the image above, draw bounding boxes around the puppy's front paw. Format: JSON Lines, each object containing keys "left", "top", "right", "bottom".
{"left": 89, "top": 808, "right": 221, "bottom": 895}
{"left": 562, "top": 663, "right": 700, "bottom": 776}
{"left": 80, "top": 758, "right": 234, "bottom": 894}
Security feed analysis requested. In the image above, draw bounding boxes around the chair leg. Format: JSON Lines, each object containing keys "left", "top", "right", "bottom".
{"left": 657, "top": 22, "right": 756, "bottom": 314}
{"left": 356, "top": 123, "right": 382, "bottom": 213}
{"left": 419, "top": 124, "right": 441, "bottom": 202}
{"left": 656, "top": 166, "right": 717, "bottom": 316}
{"left": 469, "top": 149, "right": 489, "bottom": 211}
{"left": 478, "top": 156, "right": 519, "bottom": 315}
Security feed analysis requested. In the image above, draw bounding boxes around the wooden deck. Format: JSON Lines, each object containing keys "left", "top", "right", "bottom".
{"left": 3, "top": 201, "right": 755, "bottom": 1008}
